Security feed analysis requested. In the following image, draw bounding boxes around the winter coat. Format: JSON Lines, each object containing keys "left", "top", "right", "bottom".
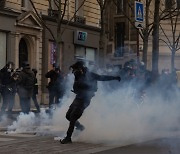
{"left": 72, "top": 68, "right": 118, "bottom": 108}
{"left": 45, "top": 70, "right": 64, "bottom": 93}
{"left": 17, "top": 68, "right": 35, "bottom": 98}
{"left": 0, "top": 67, "right": 16, "bottom": 94}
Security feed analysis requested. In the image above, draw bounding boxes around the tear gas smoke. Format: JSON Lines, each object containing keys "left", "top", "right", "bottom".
{"left": 7, "top": 71, "right": 180, "bottom": 147}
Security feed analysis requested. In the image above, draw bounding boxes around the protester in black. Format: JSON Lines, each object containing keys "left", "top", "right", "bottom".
{"left": 60, "top": 61, "right": 121, "bottom": 144}
{"left": 32, "top": 68, "right": 40, "bottom": 113}
{"left": 16, "top": 62, "right": 35, "bottom": 114}
{"left": 0, "top": 62, "right": 16, "bottom": 116}
{"left": 45, "top": 64, "right": 65, "bottom": 110}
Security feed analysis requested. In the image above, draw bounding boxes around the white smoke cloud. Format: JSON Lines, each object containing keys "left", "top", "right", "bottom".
{"left": 76, "top": 82, "right": 180, "bottom": 145}
{"left": 6, "top": 72, "right": 180, "bottom": 148}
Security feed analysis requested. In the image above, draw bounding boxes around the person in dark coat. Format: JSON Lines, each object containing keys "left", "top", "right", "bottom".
{"left": 32, "top": 68, "right": 40, "bottom": 113}
{"left": 16, "top": 62, "right": 35, "bottom": 114}
{"left": 60, "top": 61, "right": 121, "bottom": 144}
{"left": 45, "top": 64, "right": 65, "bottom": 110}
{"left": 0, "top": 62, "right": 16, "bottom": 116}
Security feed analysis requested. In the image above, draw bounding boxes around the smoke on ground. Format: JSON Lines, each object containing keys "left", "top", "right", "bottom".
{"left": 6, "top": 73, "right": 180, "bottom": 147}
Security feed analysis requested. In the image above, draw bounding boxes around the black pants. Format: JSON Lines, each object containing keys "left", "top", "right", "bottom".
{"left": 65, "top": 97, "right": 91, "bottom": 139}
{"left": 32, "top": 93, "right": 40, "bottom": 112}
{"left": 48, "top": 89, "right": 64, "bottom": 109}
{"left": 19, "top": 97, "right": 31, "bottom": 114}
{"left": 1, "top": 91, "right": 15, "bottom": 113}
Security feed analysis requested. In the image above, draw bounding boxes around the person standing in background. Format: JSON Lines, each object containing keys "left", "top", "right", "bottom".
{"left": 32, "top": 68, "right": 40, "bottom": 113}
{"left": 0, "top": 62, "right": 16, "bottom": 118}
{"left": 45, "top": 63, "right": 65, "bottom": 111}
{"left": 16, "top": 62, "right": 35, "bottom": 114}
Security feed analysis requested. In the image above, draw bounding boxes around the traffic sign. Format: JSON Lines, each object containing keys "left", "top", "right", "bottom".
{"left": 135, "top": 1, "right": 144, "bottom": 23}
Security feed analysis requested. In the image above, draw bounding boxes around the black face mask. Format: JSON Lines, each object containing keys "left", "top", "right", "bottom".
{"left": 73, "top": 69, "right": 83, "bottom": 77}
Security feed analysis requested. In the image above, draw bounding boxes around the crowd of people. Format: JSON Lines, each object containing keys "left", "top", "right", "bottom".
{"left": 104, "top": 59, "right": 178, "bottom": 105}
{"left": 0, "top": 59, "right": 179, "bottom": 144}
{"left": 0, "top": 61, "right": 67, "bottom": 117}
{"left": 0, "top": 61, "right": 39, "bottom": 117}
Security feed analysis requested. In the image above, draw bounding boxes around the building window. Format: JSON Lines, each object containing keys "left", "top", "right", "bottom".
{"left": 21, "top": 0, "right": 25, "bottom": 7}
{"left": 48, "top": 0, "right": 58, "bottom": 10}
{"left": 74, "top": 0, "right": 86, "bottom": 24}
{"left": 114, "top": 22, "right": 125, "bottom": 57}
{"left": 177, "top": 0, "right": 180, "bottom": 9}
{"left": 0, "top": 0, "right": 6, "bottom": 8}
{"left": 75, "top": 46, "right": 96, "bottom": 63}
{"left": 117, "top": 0, "right": 126, "bottom": 14}
{"left": 165, "top": 0, "right": 176, "bottom": 9}
{"left": 75, "top": 0, "right": 84, "bottom": 17}
{"left": 0, "top": 32, "right": 7, "bottom": 69}
{"left": 21, "top": 0, "right": 32, "bottom": 10}
{"left": 19, "top": 38, "right": 28, "bottom": 67}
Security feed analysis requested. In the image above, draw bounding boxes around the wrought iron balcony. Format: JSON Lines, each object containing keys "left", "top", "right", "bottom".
{"left": 74, "top": 15, "right": 86, "bottom": 24}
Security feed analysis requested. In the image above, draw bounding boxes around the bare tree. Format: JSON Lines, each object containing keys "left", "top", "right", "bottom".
{"left": 112, "top": 0, "right": 153, "bottom": 68}
{"left": 111, "top": 0, "right": 178, "bottom": 75}
{"left": 159, "top": 4, "right": 180, "bottom": 72}
{"left": 29, "top": 0, "right": 86, "bottom": 67}
{"left": 151, "top": 0, "right": 160, "bottom": 78}
{"left": 97, "top": 0, "right": 109, "bottom": 67}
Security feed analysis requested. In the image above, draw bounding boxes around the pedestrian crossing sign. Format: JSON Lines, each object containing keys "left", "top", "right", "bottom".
{"left": 135, "top": 1, "right": 144, "bottom": 23}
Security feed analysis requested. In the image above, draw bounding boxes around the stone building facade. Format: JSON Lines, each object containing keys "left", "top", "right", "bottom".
{"left": 105, "top": 0, "right": 180, "bottom": 72}
{"left": 0, "top": 0, "right": 101, "bottom": 104}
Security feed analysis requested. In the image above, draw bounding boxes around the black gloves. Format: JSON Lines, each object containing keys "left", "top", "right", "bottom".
{"left": 115, "top": 76, "right": 121, "bottom": 82}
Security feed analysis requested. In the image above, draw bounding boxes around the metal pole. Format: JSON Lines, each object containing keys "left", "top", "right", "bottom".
{"left": 137, "top": 28, "right": 139, "bottom": 61}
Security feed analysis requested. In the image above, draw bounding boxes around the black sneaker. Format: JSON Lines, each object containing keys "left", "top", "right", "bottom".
{"left": 60, "top": 137, "right": 72, "bottom": 144}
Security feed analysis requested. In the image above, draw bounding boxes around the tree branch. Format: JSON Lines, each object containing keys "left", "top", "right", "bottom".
{"left": 159, "top": 24, "right": 172, "bottom": 47}
{"left": 159, "top": 39, "right": 172, "bottom": 51}
{"left": 28, "top": 0, "right": 56, "bottom": 40}
{"left": 61, "top": 0, "right": 86, "bottom": 35}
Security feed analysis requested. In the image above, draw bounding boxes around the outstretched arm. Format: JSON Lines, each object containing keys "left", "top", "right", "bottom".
{"left": 91, "top": 72, "right": 121, "bottom": 81}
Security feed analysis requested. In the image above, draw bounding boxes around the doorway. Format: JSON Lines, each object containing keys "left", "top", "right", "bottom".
{"left": 19, "top": 38, "right": 28, "bottom": 67}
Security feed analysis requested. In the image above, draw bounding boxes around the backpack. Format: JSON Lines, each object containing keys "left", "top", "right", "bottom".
{"left": 22, "top": 71, "right": 35, "bottom": 90}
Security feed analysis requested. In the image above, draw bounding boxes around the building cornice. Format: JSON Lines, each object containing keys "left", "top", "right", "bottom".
{"left": 42, "top": 15, "right": 101, "bottom": 32}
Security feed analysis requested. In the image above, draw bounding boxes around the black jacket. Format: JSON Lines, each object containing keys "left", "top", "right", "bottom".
{"left": 73, "top": 68, "right": 118, "bottom": 97}
{"left": 71, "top": 68, "right": 119, "bottom": 109}
{"left": 17, "top": 68, "right": 35, "bottom": 98}
{"left": 0, "top": 67, "right": 16, "bottom": 93}
{"left": 45, "top": 70, "right": 64, "bottom": 91}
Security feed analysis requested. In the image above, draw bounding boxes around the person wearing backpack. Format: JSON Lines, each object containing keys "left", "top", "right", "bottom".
{"left": 45, "top": 64, "right": 65, "bottom": 110}
{"left": 16, "top": 62, "right": 35, "bottom": 114}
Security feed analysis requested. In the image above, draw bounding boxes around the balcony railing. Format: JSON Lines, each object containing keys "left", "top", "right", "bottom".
{"left": 74, "top": 15, "right": 86, "bottom": 24}
{"left": 48, "top": 9, "right": 59, "bottom": 17}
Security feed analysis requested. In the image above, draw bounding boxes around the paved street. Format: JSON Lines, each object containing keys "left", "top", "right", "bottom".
{"left": 0, "top": 132, "right": 116, "bottom": 154}
{"left": 0, "top": 112, "right": 180, "bottom": 154}
{"left": 0, "top": 129, "right": 180, "bottom": 154}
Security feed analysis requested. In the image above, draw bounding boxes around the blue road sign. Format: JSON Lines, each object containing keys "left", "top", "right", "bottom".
{"left": 135, "top": 1, "right": 144, "bottom": 22}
